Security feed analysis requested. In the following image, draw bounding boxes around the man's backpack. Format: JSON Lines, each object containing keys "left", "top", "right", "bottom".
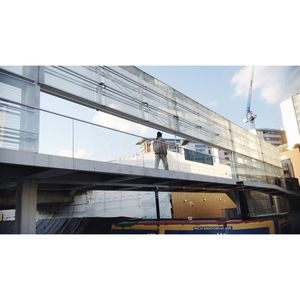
{"left": 153, "top": 139, "right": 161, "bottom": 154}
{"left": 153, "top": 138, "right": 167, "bottom": 154}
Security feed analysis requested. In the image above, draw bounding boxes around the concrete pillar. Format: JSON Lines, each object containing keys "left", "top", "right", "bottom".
{"left": 15, "top": 179, "right": 38, "bottom": 234}
{"left": 20, "top": 79, "right": 40, "bottom": 152}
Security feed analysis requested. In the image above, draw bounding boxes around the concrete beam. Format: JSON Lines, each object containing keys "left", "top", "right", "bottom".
{"left": 27, "top": 169, "right": 76, "bottom": 180}
{"left": 0, "top": 190, "right": 74, "bottom": 210}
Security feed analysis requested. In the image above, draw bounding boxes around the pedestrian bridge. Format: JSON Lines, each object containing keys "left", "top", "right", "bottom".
{"left": 1, "top": 147, "right": 299, "bottom": 233}
{"left": 0, "top": 147, "right": 297, "bottom": 199}
{"left": 0, "top": 148, "right": 236, "bottom": 196}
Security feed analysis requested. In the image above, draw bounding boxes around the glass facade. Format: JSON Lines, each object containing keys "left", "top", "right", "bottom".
{"left": 0, "top": 66, "right": 284, "bottom": 183}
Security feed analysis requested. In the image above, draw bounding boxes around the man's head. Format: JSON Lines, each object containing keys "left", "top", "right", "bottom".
{"left": 157, "top": 131, "right": 162, "bottom": 138}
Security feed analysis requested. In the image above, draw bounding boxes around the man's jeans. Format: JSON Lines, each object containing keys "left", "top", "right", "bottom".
{"left": 154, "top": 154, "right": 169, "bottom": 170}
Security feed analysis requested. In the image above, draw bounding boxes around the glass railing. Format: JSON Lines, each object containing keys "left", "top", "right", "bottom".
{"left": 0, "top": 97, "right": 286, "bottom": 185}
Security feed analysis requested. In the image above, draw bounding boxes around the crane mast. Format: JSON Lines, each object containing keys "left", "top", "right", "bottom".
{"left": 244, "top": 66, "right": 257, "bottom": 129}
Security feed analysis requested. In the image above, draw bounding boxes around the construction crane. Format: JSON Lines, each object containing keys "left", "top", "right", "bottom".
{"left": 243, "top": 66, "right": 257, "bottom": 129}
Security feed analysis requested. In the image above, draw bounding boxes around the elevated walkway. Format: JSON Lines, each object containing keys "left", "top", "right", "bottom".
{"left": 1, "top": 148, "right": 299, "bottom": 233}
{"left": 1, "top": 148, "right": 297, "bottom": 197}
{"left": 0, "top": 148, "right": 237, "bottom": 196}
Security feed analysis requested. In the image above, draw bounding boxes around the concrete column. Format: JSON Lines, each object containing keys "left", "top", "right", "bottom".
{"left": 20, "top": 81, "right": 40, "bottom": 152}
{"left": 15, "top": 179, "right": 38, "bottom": 234}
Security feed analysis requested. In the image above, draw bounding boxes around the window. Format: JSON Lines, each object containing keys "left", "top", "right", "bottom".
{"left": 184, "top": 149, "right": 213, "bottom": 165}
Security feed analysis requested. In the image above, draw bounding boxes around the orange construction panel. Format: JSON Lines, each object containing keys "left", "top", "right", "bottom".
{"left": 171, "top": 192, "right": 236, "bottom": 219}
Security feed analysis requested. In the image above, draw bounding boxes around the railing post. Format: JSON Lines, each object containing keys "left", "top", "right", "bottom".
{"left": 154, "top": 187, "right": 160, "bottom": 220}
{"left": 72, "top": 119, "right": 75, "bottom": 159}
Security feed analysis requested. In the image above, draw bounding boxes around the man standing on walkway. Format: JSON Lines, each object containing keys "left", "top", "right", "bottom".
{"left": 153, "top": 131, "right": 169, "bottom": 170}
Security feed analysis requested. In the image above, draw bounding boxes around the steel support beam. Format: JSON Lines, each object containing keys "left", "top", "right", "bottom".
{"left": 236, "top": 182, "right": 250, "bottom": 220}
{"left": 154, "top": 187, "right": 160, "bottom": 220}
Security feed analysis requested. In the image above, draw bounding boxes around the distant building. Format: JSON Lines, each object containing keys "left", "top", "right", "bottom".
{"left": 280, "top": 93, "right": 300, "bottom": 149}
{"left": 139, "top": 138, "right": 231, "bottom": 165}
{"left": 182, "top": 141, "right": 212, "bottom": 155}
{"left": 255, "top": 128, "right": 287, "bottom": 146}
{"left": 279, "top": 93, "right": 300, "bottom": 185}
{"left": 139, "top": 138, "right": 213, "bottom": 155}
{"left": 279, "top": 143, "right": 300, "bottom": 181}
{"left": 218, "top": 149, "right": 231, "bottom": 165}
{"left": 162, "top": 138, "right": 182, "bottom": 152}
{"left": 126, "top": 139, "right": 232, "bottom": 176}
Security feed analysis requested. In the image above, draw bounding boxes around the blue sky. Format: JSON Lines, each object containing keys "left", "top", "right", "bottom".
{"left": 139, "top": 66, "right": 300, "bottom": 130}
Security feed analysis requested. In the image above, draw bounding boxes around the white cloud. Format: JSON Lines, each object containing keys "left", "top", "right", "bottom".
{"left": 207, "top": 101, "right": 217, "bottom": 108}
{"left": 92, "top": 110, "right": 152, "bottom": 136}
{"left": 57, "top": 149, "right": 87, "bottom": 158}
{"left": 231, "top": 66, "right": 300, "bottom": 104}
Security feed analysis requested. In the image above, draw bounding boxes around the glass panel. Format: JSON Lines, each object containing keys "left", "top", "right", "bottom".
{"left": 38, "top": 66, "right": 283, "bottom": 182}
{"left": 247, "top": 191, "right": 275, "bottom": 217}
{"left": 0, "top": 66, "right": 38, "bottom": 81}
{"left": 39, "top": 110, "right": 73, "bottom": 156}
{"left": 0, "top": 72, "right": 39, "bottom": 151}
{"left": 73, "top": 120, "right": 142, "bottom": 163}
